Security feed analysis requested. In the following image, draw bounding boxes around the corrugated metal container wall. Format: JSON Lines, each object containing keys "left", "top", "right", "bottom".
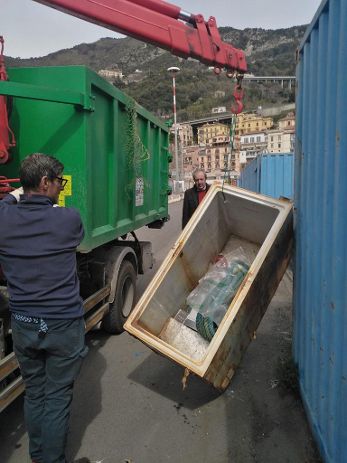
{"left": 294, "top": 1, "right": 347, "bottom": 463}
{"left": 238, "top": 154, "right": 293, "bottom": 199}
{"left": 260, "top": 154, "right": 293, "bottom": 199}
{"left": 238, "top": 157, "right": 261, "bottom": 193}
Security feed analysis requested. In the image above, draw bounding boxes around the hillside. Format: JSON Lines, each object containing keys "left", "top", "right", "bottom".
{"left": 5, "top": 25, "right": 306, "bottom": 120}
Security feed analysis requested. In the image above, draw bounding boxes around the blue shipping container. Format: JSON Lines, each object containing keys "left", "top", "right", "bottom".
{"left": 294, "top": 1, "right": 347, "bottom": 463}
{"left": 238, "top": 156, "right": 261, "bottom": 193}
{"left": 238, "top": 153, "right": 294, "bottom": 199}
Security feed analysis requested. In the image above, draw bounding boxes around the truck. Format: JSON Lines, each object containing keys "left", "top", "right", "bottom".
{"left": 0, "top": 0, "right": 247, "bottom": 412}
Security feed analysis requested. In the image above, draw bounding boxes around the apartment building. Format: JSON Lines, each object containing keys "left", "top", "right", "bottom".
{"left": 182, "top": 145, "right": 200, "bottom": 174}
{"left": 267, "top": 130, "right": 295, "bottom": 153}
{"left": 235, "top": 113, "right": 274, "bottom": 136}
{"left": 198, "top": 122, "right": 230, "bottom": 145}
{"left": 211, "top": 106, "right": 227, "bottom": 114}
{"left": 278, "top": 112, "right": 295, "bottom": 131}
{"left": 205, "top": 145, "right": 231, "bottom": 171}
{"left": 239, "top": 132, "right": 267, "bottom": 165}
{"left": 177, "top": 123, "right": 194, "bottom": 147}
{"left": 98, "top": 68, "right": 124, "bottom": 80}
{"left": 178, "top": 111, "right": 295, "bottom": 185}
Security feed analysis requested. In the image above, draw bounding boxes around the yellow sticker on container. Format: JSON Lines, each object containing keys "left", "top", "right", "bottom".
{"left": 63, "top": 175, "right": 72, "bottom": 196}
{"left": 58, "top": 195, "right": 66, "bottom": 207}
{"left": 58, "top": 175, "right": 72, "bottom": 207}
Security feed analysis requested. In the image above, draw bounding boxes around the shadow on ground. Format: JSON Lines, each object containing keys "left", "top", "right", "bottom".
{"left": 128, "top": 352, "right": 220, "bottom": 410}
{"left": 0, "top": 395, "right": 26, "bottom": 461}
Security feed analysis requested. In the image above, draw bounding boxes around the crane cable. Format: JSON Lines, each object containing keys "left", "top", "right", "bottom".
{"left": 221, "top": 113, "right": 237, "bottom": 198}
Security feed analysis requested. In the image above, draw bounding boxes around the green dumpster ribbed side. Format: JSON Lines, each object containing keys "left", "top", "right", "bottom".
{"left": 1, "top": 66, "right": 170, "bottom": 252}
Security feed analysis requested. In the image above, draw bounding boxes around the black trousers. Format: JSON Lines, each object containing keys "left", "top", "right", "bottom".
{"left": 11, "top": 316, "right": 88, "bottom": 463}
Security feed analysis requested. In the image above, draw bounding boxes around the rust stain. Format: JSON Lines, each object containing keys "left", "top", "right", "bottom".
{"left": 225, "top": 365, "right": 236, "bottom": 382}
{"left": 181, "top": 368, "right": 190, "bottom": 390}
{"left": 213, "top": 341, "right": 230, "bottom": 365}
{"left": 170, "top": 240, "right": 184, "bottom": 260}
{"left": 336, "top": 130, "right": 340, "bottom": 144}
{"left": 221, "top": 376, "right": 231, "bottom": 390}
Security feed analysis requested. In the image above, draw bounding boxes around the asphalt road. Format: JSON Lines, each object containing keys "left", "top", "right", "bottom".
{"left": 0, "top": 201, "right": 321, "bottom": 463}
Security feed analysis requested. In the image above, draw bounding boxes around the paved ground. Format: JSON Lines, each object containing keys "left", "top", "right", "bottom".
{"left": 0, "top": 201, "right": 322, "bottom": 463}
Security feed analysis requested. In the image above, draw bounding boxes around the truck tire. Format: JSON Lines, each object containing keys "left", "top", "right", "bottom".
{"left": 102, "top": 260, "right": 136, "bottom": 334}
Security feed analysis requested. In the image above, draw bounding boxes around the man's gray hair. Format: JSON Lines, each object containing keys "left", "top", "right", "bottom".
{"left": 20, "top": 153, "right": 64, "bottom": 190}
{"left": 192, "top": 168, "right": 207, "bottom": 180}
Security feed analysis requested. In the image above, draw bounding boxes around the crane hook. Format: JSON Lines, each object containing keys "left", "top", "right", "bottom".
{"left": 231, "top": 74, "right": 244, "bottom": 114}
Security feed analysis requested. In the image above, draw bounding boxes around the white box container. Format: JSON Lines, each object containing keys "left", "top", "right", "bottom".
{"left": 125, "top": 184, "right": 293, "bottom": 390}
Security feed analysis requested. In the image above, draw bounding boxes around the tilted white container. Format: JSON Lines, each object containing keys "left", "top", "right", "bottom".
{"left": 125, "top": 184, "right": 293, "bottom": 390}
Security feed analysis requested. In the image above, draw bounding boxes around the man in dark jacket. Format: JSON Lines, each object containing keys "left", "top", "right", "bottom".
{"left": 0, "top": 153, "right": 87, "bottom": 463}
{"left": 182, "top": 169, "right": 210, "bottom": 229}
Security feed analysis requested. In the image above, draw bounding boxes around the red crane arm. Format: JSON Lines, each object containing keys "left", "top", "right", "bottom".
{"left": 33, "top": 0, "right": 247, "bottom": 73}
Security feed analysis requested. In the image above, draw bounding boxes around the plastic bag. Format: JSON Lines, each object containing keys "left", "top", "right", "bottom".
{"left": 185, "top": 248, "right": 249, "bottom": 341}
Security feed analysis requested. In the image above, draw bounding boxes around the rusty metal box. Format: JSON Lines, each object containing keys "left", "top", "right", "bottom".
{"left": 125, "top": 184, "right": 293, "bottom": 390}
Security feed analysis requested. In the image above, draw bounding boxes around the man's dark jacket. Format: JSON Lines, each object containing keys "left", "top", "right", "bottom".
{"left": 182, "top": 184, "right": 210, "bottom": 229}
{"left": 0, "top": 194, "right": 84, "bottom": 318}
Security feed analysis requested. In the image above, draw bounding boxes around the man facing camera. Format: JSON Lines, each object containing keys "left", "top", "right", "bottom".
{"left": 182, "top": 169, "right": 210, "bottom": 229}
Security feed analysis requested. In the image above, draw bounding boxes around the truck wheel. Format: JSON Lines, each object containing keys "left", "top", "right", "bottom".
{"left": 102, "top": 260, "right": 136, "bottom": 334}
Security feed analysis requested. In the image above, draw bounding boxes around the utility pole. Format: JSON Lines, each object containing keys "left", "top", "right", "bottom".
{"left": 167, "top": 66, "right": 180, "bottom": 181}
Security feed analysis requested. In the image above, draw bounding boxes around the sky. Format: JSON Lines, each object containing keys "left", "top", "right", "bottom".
{"left": 1, "top": 0, "right": 322, "bottom": 58}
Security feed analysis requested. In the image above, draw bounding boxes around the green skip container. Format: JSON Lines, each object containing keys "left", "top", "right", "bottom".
{"left": 1, "top": 66, "right": 170, "bottom": 252}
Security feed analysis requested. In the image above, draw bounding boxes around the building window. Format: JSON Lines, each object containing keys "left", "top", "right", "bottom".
{"left": 250, "top": 137, "right": 254, "bottom": 143}
{"left": 256, "top": 136, "right": 261, "bottom": 142}
{"left": 270, "top": 136, "right": 273, "bottom": 142}
{"left": 244, "top": 138, "right": 249, "bottom": 143}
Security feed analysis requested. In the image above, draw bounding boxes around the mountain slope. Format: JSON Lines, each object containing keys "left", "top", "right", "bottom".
{"left": 5, "top": 25, "right": 306, "bottom": 119}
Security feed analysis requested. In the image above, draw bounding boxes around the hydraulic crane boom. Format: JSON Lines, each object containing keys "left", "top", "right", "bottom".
{"left": 0, "top": 0, "right": 247, "bottom": 167}
{"left": 33, "top": 0, "right": 247, "bottom": 74}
